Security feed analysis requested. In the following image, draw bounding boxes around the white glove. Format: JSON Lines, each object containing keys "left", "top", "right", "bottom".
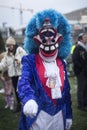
{"left": 65, "top": 119, "right": 72, "bottom": 130}
{"left": 23, "top": 99, "right": 38, "bottom": 118}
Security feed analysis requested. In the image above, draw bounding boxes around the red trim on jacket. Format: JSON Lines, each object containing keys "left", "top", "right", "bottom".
{"left": 36, "top": 54, "right": 64, "bottom": 104}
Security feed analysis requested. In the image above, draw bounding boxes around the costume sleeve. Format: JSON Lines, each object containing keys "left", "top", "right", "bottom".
{"left": 63, "top": 61, "right": 72, "bottom": 119}
{"left": 18, "top": 55, "right": 36, "bottom": 105}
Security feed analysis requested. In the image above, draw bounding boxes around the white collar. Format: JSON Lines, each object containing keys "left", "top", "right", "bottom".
{"left": 78, "top": 41, "right": 87, "bottom": 51}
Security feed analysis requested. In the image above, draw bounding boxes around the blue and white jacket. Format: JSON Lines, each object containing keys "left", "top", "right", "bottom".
{"left": 18, "top": 54, "right": 72, "bottom": 130}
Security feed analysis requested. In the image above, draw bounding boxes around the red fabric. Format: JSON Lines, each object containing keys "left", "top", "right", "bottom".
{"left": 36, "top": 54, "right": 64, "bottom": 104}
{"left": 56, "top": 59, "right": 64, "bottom": 91}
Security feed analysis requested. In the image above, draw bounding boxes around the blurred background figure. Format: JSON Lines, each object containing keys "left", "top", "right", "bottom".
{"left": 0, "top": 71, "right": 14, "bottom": 110}
{"left": 72, "top": 33, "right": 87, "bottom": 111}
{"left": 0, "top": 36, "right": 27, "bottom": 112}
{"left": 71, "top": 42, "right": 77, "bottom": 55}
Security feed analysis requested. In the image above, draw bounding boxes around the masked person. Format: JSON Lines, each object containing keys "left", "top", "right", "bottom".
{"left": 0, "top": 36, "right": 27, "bottom": 112}
{"left": 18, "top": 9, "right": 73, "bottom": 130}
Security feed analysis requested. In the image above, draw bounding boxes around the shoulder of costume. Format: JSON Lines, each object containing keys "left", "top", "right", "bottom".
{"left": 22, "top": 53, "right": 35, "bottom": 60}
{"left": 21, "top": 54, "right": 36, "bottom": 65}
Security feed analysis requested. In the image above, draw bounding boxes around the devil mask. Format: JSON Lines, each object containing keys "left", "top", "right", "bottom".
{"left": 34, "top": 18, "right": 62, "bottom": 62}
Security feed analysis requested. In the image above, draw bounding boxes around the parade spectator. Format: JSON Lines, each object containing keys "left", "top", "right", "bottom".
{"left": 0, "top": 36, "right": 27, "bottom": 112}
{"left": 72, "top": 33, "right": 87, "bottom": 111}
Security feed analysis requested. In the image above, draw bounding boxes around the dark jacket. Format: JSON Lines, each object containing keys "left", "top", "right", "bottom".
{"left": 72, "top": 44, "right": 87, "bottom": 76}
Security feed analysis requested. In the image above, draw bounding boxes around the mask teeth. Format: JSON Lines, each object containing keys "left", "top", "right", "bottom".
{"left": 44, "top": 46, "right": 50, "bottom": 51}
{"left": 40, "top": 44, "right": 57, "bottom": 51}
{"left": 50, "top": 45, "right": 55, "bottom": 50}
{"left": 40, "top": 44, "right": 44, "bottom": 49}
{"left": 55, "top": 43, "right": 59, "bottom": 48}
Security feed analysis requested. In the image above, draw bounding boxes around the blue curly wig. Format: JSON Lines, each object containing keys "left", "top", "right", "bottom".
{"left": 24, "top": 9, "right": 72, "bottom": 59}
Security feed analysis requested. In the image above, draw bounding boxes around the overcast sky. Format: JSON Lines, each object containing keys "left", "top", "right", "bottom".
{"left": 0, "top": 0, "right": 87, "bottom": 28}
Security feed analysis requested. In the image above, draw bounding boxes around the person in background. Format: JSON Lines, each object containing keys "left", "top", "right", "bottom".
{"left": 71, "top": 42, "right": 77, "bottom": 55}
{"left": 0, "top": 71, "right": 14, "bottom": 110}
{"left": 0, "top": 36, "right": 27, "bottom": 112}
{"left": 72, "top": 33, "right": 87, "bottom": 111}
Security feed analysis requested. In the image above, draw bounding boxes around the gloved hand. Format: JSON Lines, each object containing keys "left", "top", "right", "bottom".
{"left": 65, "top": 119, "right": 72, "bottom": 130}
{"left": 23, "top": 99, "right": 38, "bottom": 118}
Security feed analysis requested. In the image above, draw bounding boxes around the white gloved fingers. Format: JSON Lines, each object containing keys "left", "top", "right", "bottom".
{"left": 23, "top": 99, "right": 38, "bottom": 117}
{"left": 23, "top": 105, "right": 31, "bottom": 117}
{"left": 33, "top": 101, "right": 38, "bottom": 113}
{"left": 65, "top": 119, "right": 72, "bottom": 130}
{"left": 29, "top": 100, "right": 38, "bottom": 117}
{"left": 28, "top": 105, "right": 37, "bottom": 118}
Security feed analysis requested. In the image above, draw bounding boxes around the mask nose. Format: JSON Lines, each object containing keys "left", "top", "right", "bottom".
{"left": 46, "top": 37, "right": 52, "bottom": 45}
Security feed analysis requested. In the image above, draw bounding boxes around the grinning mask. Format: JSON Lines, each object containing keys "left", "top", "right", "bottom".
{"left": 34, "top": 18, "right": 63, "bottom": 62}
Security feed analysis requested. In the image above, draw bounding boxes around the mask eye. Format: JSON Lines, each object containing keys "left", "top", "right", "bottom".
{"left": 51, "top": 39, "right": 55, "bottom": 42}
{"left": 42, "top": 39, "right": 46, "bottom": 43}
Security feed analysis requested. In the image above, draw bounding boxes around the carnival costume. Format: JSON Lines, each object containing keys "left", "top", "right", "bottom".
{"left": 18, "top": 9, "right": 72, "bottom": 130}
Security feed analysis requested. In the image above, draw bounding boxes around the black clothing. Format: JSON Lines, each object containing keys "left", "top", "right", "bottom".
{"left": 72, "top": 44, "right": 87, "bottom": 108}
{"left": 72, "top": 45, "right": 87, "bottom": 76}
{"left": 11, "top": 76, "right": 20, "bottom": 104}
{"left": 11, "top": 76, "right": 21, "bottom": 112}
